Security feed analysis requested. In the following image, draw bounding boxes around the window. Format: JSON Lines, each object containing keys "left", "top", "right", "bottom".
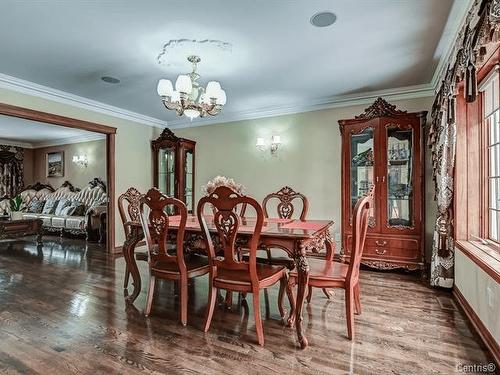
{"left": 481, "top": 66, "right": 500, "bottom": 244}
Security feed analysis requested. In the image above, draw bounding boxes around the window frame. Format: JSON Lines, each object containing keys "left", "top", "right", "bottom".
{"left": 479, "top": 65, "right": 500, "bottom": 248}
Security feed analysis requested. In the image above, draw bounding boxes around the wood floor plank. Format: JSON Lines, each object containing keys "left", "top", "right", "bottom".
{"left": 0, "top": 236, "right": 496, "bottom": 374}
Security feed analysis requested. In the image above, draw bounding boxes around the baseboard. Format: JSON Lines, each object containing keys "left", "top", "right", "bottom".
{"left": 453, "top": 287, "right": 500, "bottom": 366}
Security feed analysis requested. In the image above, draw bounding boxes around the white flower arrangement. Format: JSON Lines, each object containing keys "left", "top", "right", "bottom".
{"left": 201, "top": 175, "right": 246, "bottom": 196}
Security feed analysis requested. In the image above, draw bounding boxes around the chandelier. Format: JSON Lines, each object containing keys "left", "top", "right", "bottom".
{"left": 156, "top": 55, "right": 227, "bottom": 120}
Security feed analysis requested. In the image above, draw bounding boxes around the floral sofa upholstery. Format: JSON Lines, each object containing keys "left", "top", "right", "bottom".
{"left": 0, "top": 178, "right": 107, "bottom": 240}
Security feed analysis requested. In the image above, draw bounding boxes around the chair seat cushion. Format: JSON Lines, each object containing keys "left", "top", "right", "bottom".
{"left": 65, "top": 216, "right": 86, "bottom": 230}
{"left": 215, "top": 263, "right": 285, "bottom": 288}
{"left": 152, "top": 254, "right": 209, "bottom": 276}
{"left": 290, "top": 258, "right": 348, "bottom": 281}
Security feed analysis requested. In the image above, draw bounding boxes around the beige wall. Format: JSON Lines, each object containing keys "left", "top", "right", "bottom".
{"left": 455, "top": 249, "right": 500, "bottom": 343}
{"left": 29, "top": 139, "right": 106, "bottom": 189}
{"left": 0, "top": 86, "right": 158, "bottom": 246}
{"left": 175, "top": 96, "right": 436, "bottom": 257}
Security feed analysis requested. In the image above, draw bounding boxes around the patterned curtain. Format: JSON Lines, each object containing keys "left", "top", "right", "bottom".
{"left": 428, "top": 0, "right": 499, "bottom": 287}
{"left": 0, "top": 145, "right": 24, "bottom": 199}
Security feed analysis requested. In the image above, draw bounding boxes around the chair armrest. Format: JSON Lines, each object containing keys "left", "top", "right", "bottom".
{"left": 87, "top": 203, "right": 107, "bottom": 217}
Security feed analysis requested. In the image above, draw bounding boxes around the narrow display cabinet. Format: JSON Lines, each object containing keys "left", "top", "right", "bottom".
{"left": 152, "top": 128, "right": 196, "bottom": 213}
{"left": 339, "top": 98, "right": 427, "bottom": 271}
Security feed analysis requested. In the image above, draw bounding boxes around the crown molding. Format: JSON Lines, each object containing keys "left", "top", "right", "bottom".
{"left": 0, "top": 133, "right": 105, "bottom": 149}
{"left": 0, "top": 0, "right": 471, "bottom": 134}
{"left": 31, "top": 133, "right": 106, "bottom": 148}
{"left": 0, "top": 138, "right": 33, "bottom": 148}
{"left": 0, "top": 73, "right": 166, "bottom": 129}
{"left": 168, "top": 83, "right": 435, "bottom": 129}
{"left": 430, "top": 0, "right": 476, "bottom": 91}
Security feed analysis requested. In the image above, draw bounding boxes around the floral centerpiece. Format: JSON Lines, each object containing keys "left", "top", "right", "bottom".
{"left": 201, "top": 175, "right": 246, "bottom": 196}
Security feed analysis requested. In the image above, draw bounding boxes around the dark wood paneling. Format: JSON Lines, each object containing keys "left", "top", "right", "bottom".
{"left": 0, "top": 103, "right": 116, "bottom": 134}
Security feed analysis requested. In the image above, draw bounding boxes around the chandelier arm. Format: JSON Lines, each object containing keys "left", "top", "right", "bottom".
{"left": 162, "top": 100, "right": 180, "bottom": 111}
{"left": 206, "top": 105, "right": 223, "bottom": 116}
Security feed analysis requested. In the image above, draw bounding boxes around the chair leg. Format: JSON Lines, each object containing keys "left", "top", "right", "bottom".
{"left": 322, "top": 288, "right": 334, "bottom": 300}
{"left": 265, "top": 247, "right": 272, "bottom": 265}
{"left": 204, "top": 279, "right": 217, "bottom": 333}
{"left": 179, "top": 277, "right": 188, "bottom": 326}
{"left": 278, "top": 276, "right": 286, "bottom": 320}
{"left": 285, "top": 277, "right": 296, "bottom": 327}
{"left": 345, "top": 287, "right": 355, "bottom": 340}
{"left": 252, "top": 290, "right": 264, "bottom": 346}
{"left": 354, "top": 283, "right": 361, "bottom": 315}
{"left": 123, "top": 265, "right": 130, "bottom": 289}
{"left": 144, "top": 275, "right": 156, "bottom": 317}
{"left": 306, "top": 285, "right": 313, "bottom": 303}
{"left": 225, "top": 290, "right": 233, "bottom": 310}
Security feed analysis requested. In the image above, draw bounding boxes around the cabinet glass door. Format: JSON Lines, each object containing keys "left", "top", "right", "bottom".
{"left": 158, "top": 147, "right": 175, "bottom": 196}
{"left": 350, "top": 127, "right": 376, "bottom": 227}
{"left": 184, "top": 149, "right": 194, "bottom": 213}
{"left": 385, "top": 125, "right": 414, "bottom": 229}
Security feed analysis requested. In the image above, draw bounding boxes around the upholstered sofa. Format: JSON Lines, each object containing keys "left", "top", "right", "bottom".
{"left": 0, "top": 178, "right": 107, "bottom": 240}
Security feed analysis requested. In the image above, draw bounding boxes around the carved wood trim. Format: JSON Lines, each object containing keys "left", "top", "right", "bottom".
{"left": 23, "top": 182, "right": 55, "bottom": 192}
{"left": 361, "top": 259, "right": 422, "bottom": 271}
{"left": 61, "top": 180, "right": 80, "bottom": 192}
{"left": 88, "top": 177, "right": 107, "bottom": 192}
{"left": 354, "top": 97, "right": 407, "bottom": 120}
{"left": 157, "top": 127, "right": 179, "bottom": 142}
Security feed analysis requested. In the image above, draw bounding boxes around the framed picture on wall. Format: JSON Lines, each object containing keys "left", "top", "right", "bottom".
{"left": 46, "top": 151, "right": 64, "bottom": 177}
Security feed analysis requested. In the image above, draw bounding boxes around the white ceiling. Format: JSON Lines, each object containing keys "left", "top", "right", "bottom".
{"left": 0, "top": 0, "right": 466, "bottom": 128}
{"left": 0, "top": 115, "right": 104, "bottom": 148}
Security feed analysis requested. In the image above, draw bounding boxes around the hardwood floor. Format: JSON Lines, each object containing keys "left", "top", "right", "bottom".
{"left": 0, "top": 237, "right": 495, "bottom": 374}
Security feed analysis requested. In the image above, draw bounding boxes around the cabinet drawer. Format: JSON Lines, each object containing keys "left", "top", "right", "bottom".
{"left": 344, "top": 235, "right": 420, "bottom": 260}
{"left": 363, "top": 246, "right": 419, "bottom": 260}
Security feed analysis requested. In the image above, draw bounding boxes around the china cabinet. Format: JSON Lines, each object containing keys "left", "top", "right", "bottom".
{"left": 338, "top": 98, "right": 427, "bottom": 271}
{"left": 152, "top": 128, "right": 196, "bottom": 213}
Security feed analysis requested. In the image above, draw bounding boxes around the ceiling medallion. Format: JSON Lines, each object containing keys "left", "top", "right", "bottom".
{"left": 157, "top": 55, "right": 227, "bottom": 120}
{"left": 157, "top": 39, "right": 232, "bottom": 66}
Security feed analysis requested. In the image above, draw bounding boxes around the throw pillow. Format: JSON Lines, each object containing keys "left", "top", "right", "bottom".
{"left": 70, "top": 201, "right": 86, "bottom": 216}
{"left": 42, "top": 199, "right": 59, "bottom": 214}
{"left": 59, "top": 204, "right": 76, "bottom": 216}
{"left": 26, "top": 200, "right": 45, "bottom": 214}
{"left": 54, "top": 199, "right": 71, "bottom": 216}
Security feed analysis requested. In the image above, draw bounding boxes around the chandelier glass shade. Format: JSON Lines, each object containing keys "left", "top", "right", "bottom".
{"left": 157, "top": 55, "right": 226, "bottom": 120}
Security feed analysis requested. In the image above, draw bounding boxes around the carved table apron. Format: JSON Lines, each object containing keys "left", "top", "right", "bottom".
{"left": 122, "top": 216, "right": 334, "bottom": 349}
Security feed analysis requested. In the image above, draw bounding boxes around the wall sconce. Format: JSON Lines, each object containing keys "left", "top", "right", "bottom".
{"left": 72, "top": 155, "right": 88, "bottom": 168}
{"left": 256, "top": 135, "right": 282, "bottom": 155}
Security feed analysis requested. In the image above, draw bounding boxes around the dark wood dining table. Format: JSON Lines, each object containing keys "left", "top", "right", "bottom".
{"left": 122, "top": 215, "right": 334, "bottom": 349}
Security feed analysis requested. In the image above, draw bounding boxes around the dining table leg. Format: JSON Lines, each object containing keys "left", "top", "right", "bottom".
{"left": 294, "top": 245, "right": 310, "bottom": 349}
{"left": 123, "top": 226, "right": 143, "bottom": 304}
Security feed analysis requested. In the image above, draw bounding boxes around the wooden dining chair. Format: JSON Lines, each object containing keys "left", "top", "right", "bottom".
{"left": 261, "top": 186, "right": 309, "bottom": 268}
{"left": 198, "top": 185, "right": 292, "bottom": 346}
{"left": 118, "top": 187, "right": 148, "bottom": 289}
{"left": 139, "top": 188, "right": 209, "bottom": 325}
{"left": 286, "top": 186, "right": 374, "bottom": 340}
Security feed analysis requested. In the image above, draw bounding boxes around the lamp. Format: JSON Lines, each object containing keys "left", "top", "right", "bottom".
{"left": 72, "top": 155, "right": 88, "bottom": 168}
{"left": 157, "top": 55, "right": 227, "bottom": 120}
{"left": 271, "top": 135, "right": 281, "bottom": 154}
{"left": 256, "top": 135, "right": 282, "bottom": 155}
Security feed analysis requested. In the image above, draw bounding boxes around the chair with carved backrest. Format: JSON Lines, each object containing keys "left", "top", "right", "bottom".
{"left": 286, "top": 186, "right": 374, "bottom": 340}
{"left": 198, "top": 185, "right": 293, "bottom": 346}
{"left": 118, "top": 187, "right": 148, "bottom": 288}
{"left": 139, "top": 188, "right": 209, "bottom": 324}
{"left": 261, "top": 186, "right": 309, "bottom": 265}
